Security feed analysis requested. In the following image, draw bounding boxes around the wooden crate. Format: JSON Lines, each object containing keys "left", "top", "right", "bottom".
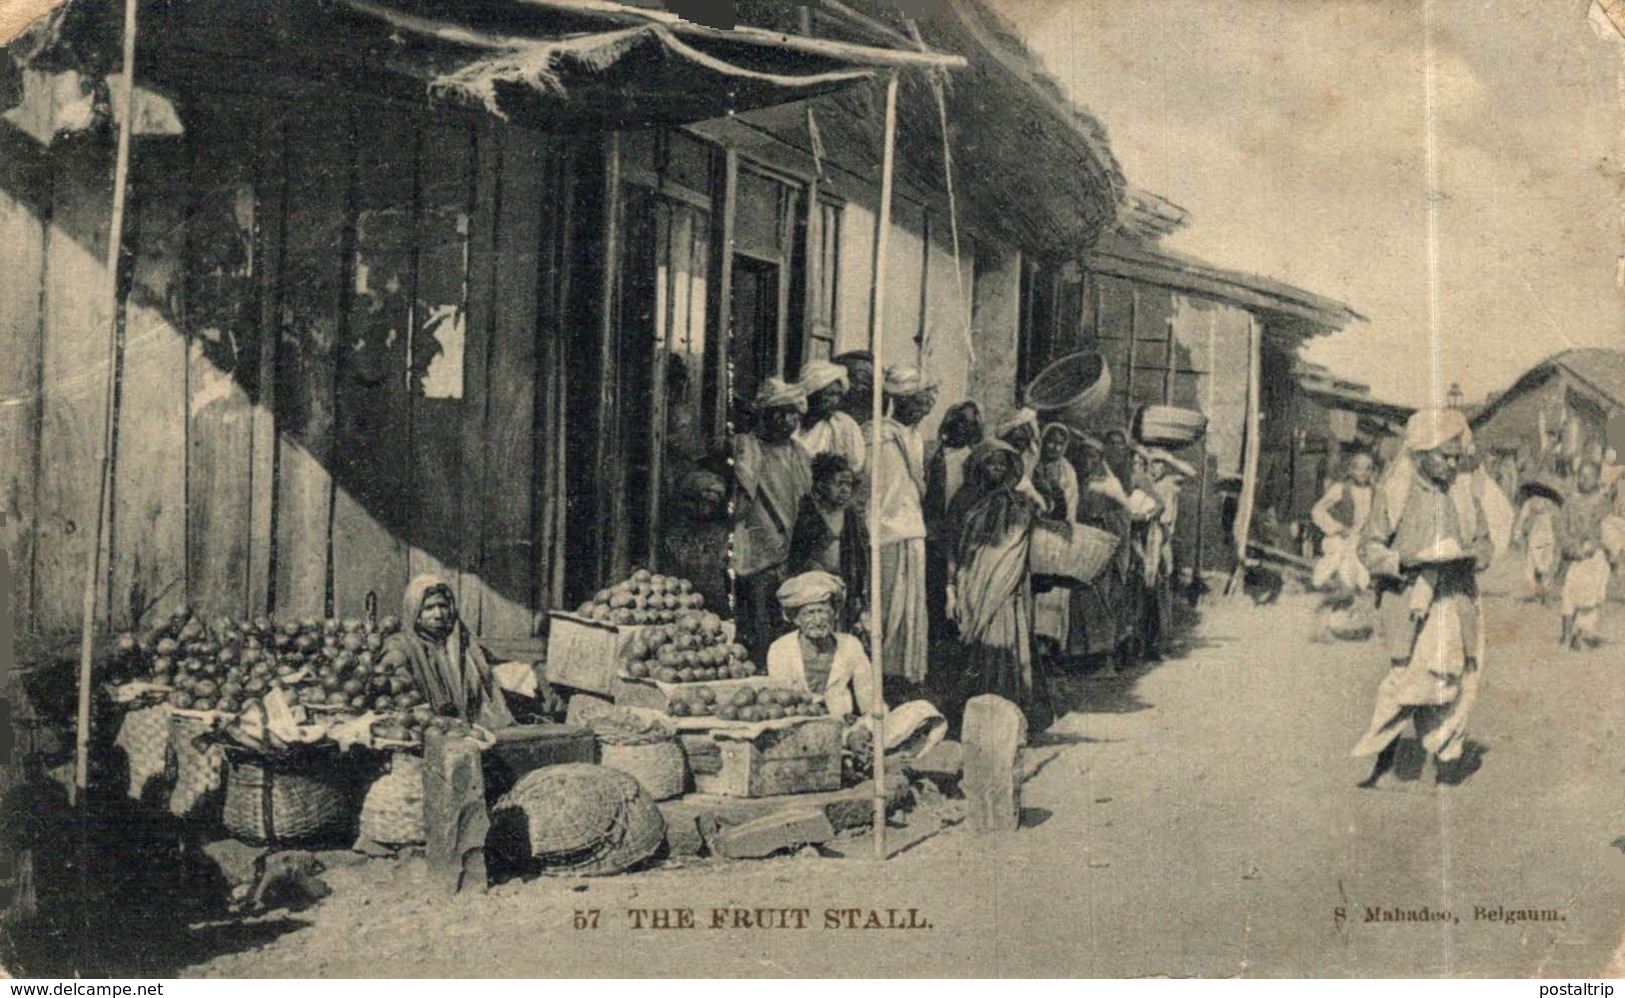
{"left": 700, "top": 716, "right": 842, "bottom": 798}
{"left": 481, "top": 723, "right": 598, "bottom": 800}
{"left": 544, "top": 612, "right": 653, "bottom": 695}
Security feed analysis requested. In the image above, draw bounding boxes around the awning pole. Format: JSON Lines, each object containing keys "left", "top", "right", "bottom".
{"left": 74, "top": 0, "right": 141, "bottom": 809}
{"left": 866, "top": 71, "right": 899, "bottom": 861}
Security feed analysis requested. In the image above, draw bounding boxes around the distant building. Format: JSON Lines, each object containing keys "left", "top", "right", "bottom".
{"left": 1470, "top": 348, "right": 1625, "bottom": 474}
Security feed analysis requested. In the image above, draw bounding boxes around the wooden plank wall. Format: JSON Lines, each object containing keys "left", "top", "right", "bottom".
{"left": 8, "top": 92, "right": 567, "bottom": 644}
{"left": 0, "top": 135, "right": 48, "bottom": 632}
{"left": 187, "top": 102, "right": 263, "bottom": 624}
{"left": 33, "top": 140, "right": 112, "bottom": 635}
{"left": 110, "top": 140, "right": 188, "bottom": 629}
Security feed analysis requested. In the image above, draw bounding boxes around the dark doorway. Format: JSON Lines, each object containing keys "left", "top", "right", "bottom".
{"left": 731, "top": 255, "right": 781, "bottom": 409}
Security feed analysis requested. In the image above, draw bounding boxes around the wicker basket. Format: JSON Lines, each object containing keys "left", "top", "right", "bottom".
{"left": 1136, "top": 405, "right": 1208, "bottom": 447}
{"left": 168, "top": 714, "right": 226, "bottom": 822}
{"left": 357, "top": 751, "right": 425, "bottom": 847}
{"left": 1030, "top": 520, "right": 1119, "bottom": 584}
{"left": 223, "top": 749, "right": 361, "bottom": 848}
{"left": 115, "top": 703, "right": 174, "bottom": 804}
{"left": 1023, "top": 352, "right": 1112, "bottom": 427}
{"left": 601, "top": 740, "right": 685, "bottom": 802}
{"left": 488, "top": 764, "right": 665, "bottom": 876}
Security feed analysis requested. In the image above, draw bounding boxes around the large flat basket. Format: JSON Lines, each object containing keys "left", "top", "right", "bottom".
{"left": 1136, "top": 405, "right": 1208, "bottom": 447}
{"left": 1030, "top": 520, "right": 1118, "bottom": 584}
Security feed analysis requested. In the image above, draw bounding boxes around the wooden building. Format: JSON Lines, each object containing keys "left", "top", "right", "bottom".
{"left": 1470, "top": 348, "right": 1624, "bottom": 473}
{"left": 0, "top": 0, "right": 1124, "bottom": 652}
{"left": 1041, "top": 226, "right": 1365, "bottom": 578}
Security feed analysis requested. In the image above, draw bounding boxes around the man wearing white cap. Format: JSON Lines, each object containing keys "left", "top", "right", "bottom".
{"left": 1352, "top": 408, "right": 1494, "bottom": 787}
{"left": 874, "top": 365, "right": 937, "bottom": 685}
{"left": 733, "top": 378, "right": 813, "bottom": 661}
{"left": 794, "top": 359, "right": 867, "bottom": 475}
{"left": 767, "top": 571, "right": 878, "bottom": 721}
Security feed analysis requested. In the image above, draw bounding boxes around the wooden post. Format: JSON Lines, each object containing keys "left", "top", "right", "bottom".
{"left": 595, "top": 134, "right": 622, "bottom": 588}
{"left": 866, "top": 72, "right": 899, "bottom": 860}
{"left": 1228, "top": 315, "right": 1263, "bottom": 597}
{"left": 74, "top": 0, "right": 140, "bottom": 805}
{"left": 648, "top": 201, "right": 676, "bottom": 570}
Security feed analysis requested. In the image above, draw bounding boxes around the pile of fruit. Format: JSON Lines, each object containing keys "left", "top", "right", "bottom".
{"left": 117, "top": 607, "right": 430, "bottom": 718}
{"left": 620, "top": 610, "right": 755, "bottom": 683}
{"left": 574, "top": 569, "right": 706, "bottom": 626}
{"left": 667, "top": 686, "right": 827, "bottom": 721}
{"left": 371, "top": 713, "right": 473, "bottom": 744}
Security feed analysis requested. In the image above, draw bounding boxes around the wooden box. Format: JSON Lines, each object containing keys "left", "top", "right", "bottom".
{"left": 700, "top": 716, "right": 843, "bottom": 798}
{"left": 480, "top": 723, "right": 598, "bottom": 800}
{"left": 544, "top": 612, "right": 652, "bottom": 695}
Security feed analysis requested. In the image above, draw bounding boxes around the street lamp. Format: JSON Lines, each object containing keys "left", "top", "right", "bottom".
{"left": 1446, "top": 383, "right": 1464, "bottom": 411}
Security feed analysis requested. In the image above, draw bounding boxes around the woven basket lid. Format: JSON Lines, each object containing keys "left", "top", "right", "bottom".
{"left": 493, "top": 764, "right": 666, "bottom": 874}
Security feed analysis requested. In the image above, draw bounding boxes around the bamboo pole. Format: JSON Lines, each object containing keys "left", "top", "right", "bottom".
{"left": 74, "top": 0, "right": 140, "bottom": 807}
{"left": 866, "top": 72, "right": 899, "bottom": 860}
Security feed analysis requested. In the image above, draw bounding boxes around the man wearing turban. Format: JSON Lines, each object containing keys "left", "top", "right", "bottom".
{"left": 1352, "top": 408, "right": 1494, "bottom": 787}
{"left": 874, "top": 366, "right": 936, "bottom": 685}
{"left": 733, "top": 378, "right": 814, "bottom": 661}
{"left": 794, "top": 359, "right": 867, "bottom": 475}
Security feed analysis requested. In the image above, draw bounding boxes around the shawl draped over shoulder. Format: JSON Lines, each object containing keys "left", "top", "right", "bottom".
{"left": 382, "top": 575, "right": 515, "bottom": 730}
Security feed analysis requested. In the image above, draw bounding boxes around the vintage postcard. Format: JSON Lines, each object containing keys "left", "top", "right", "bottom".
{"left": 0, "top": 0, "right": 1621, "bottom": 979}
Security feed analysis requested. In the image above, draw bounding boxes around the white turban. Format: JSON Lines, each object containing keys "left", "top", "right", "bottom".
{"left": 797, "top": 359, "right": 849, "bottom": 396}
{"left": 754, "top": 377, "right": 807, "bottom": 413}
{"left": 776, "top": 571, "right": 844, "bottom": 609}
{"left": 1405, "top": 408, "right": 1471, "bottom": 453}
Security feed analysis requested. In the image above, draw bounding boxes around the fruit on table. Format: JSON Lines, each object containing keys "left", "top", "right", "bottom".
{"left": 618, "top": 609, "right": 755, "bottom": 683}
{"left": 576, "top": 569, "right": 708, "bottom": 626}
{"left": 666, "top": 684, "right": 828, "bottom": 721}
{"left": 129, "top": 606, "right": 425, "bottom": 719}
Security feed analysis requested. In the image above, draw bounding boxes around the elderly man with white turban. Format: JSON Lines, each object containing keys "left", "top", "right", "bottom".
{"left": 1352, "top": 408, "right": 1495, "bottom": 787}
{"left": 733, "top": 378, "right": 813, "bottom": 662}
{"left": 794, "top": 358, "right": 867, "bottom": 475}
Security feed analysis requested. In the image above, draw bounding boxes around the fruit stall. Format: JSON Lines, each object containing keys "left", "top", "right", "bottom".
{"left": 105, "top": 568, "right": 918, "bottom": 885}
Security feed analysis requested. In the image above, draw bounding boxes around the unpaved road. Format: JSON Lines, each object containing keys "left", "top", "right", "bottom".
{"left": 186, "top": 561, "right": 1625, "bottom": 978}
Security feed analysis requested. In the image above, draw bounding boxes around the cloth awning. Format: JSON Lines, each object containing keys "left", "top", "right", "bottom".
{"left": 341, "top": 0, "right": 967, "bottom": 130}
{"left": 5, "top": 0, "right": 966, "bottom": 133}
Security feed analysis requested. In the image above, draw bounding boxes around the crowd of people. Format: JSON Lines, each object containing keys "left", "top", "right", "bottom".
{"left": 1305, "top": 415, "right": 1625, "bottom": 654}
{"left": 1288, "top": 407, "right": 1624, "bottom": 788}
{"left": 683, "top": 352, "right": 1197, "bottom": 735}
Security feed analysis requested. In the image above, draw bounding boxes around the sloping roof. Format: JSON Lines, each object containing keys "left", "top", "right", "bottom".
{"left": 708, "top": 0, "right": 1127, "bottom": 254}
{"left": 1550, "top": 347, "right": 1625, "bottom": 407}
{"left": 883, "top": 0, "right": 1125, "bottom": 252}
{"left": 1116, "top": 188, "right": 1190, "bottom": 241}
{"left": 1086, "top": 233, "right": 1365, "bottom": 335}
{"left": 1292, "top": 360, "right": 1412, "bottom": 422}
{"left": 1469, "top": 347, "right": 1625, "bottom": 429}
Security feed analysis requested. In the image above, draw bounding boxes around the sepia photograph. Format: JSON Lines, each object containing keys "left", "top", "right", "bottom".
{"left": 0, "top": 0, "right": 1621, "bottom": 980}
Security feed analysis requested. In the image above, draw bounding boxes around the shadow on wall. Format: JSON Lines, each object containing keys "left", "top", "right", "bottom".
{"left": 0, "top": 95, "right": 568, "bottom": 635}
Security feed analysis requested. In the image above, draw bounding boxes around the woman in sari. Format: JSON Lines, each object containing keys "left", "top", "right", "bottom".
{"left": 380, "top": 575, "right": 556, "bottom": 729}
{"left": 1066, "top": 436, "right": 1132, "bottom": 672}
{"left": 1032, "top": 424, "right": 1080, "bottom": 651}
{"left": 948, "top": 442, "right": 1051, "bottom": 730}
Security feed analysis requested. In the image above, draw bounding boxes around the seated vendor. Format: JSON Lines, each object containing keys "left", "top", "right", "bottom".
{"left": 765, "top": 571, "right": 879, "bottom": 722}
{"left": 380, "top": 575, "right": 563, "bottom": 729}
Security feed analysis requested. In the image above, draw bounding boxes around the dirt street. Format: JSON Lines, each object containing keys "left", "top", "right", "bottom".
{"left": 186, "top": 561, "right": 1625, "bottom": 978}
